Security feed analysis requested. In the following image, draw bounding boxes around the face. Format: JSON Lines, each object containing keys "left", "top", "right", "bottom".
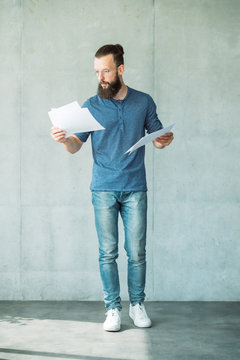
{"left": 94, "top": 54, "right": 124, "bottom": 99}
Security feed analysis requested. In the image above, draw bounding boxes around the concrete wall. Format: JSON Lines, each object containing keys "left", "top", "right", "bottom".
{"left": 0, "top": 0, "right": 239, "bottom": 300}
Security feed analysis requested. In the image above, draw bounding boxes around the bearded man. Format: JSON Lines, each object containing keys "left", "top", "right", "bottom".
{"left": 51, "top": 44, "right": 174, "bottom": 332}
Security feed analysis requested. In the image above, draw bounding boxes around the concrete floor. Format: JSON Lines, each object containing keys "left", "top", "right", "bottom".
{"left": 0, "top": 302, "right": 239, "bottom": 360}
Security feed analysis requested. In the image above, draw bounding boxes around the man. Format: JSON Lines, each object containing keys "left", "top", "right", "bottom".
{"left": 51, "top": 44, "right": 174, "bottom": 332}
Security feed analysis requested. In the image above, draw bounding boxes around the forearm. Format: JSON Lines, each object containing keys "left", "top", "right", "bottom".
{"left": 63, "top": 135, "right": 83, "bottom": 154}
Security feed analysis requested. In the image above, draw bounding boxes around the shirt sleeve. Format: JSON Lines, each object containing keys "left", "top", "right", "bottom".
{"left": 74, "top": 131, "right": 90, "bottom": 142}
{"left": 73, "top": 99, "right": 91, "bottom": 142}
{"left": 144, "top": 95, "right": 163, "bottom": 134}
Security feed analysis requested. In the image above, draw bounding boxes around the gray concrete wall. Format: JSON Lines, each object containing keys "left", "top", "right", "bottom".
{"left": 0, "top": 0, "right": 239, "bottom": 300}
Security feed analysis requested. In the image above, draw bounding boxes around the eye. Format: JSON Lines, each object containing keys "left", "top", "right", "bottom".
{"left": 95, "top": 69, "right": 111, "bottom": 76}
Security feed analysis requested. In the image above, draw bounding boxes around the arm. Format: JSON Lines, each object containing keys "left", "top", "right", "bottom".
{"left": 144, "top": 95, "right": 173, "bottom": 149}
{"left": 153, "top": 132, "right": 174, "bottom": 149}
{"left": 50, "top": 127, "right": 83, "bottom": 154}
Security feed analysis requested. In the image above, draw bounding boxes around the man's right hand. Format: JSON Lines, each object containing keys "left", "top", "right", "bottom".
{"left": 50, "top": 126, "right": 67, "bottom": 143}
{"left": 50, "top": 126, "right": 83, "bottom": 154}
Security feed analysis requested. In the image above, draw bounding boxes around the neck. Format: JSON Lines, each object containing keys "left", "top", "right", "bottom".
{"left": 113, "top": 82, "right": 128, "bottom": 100}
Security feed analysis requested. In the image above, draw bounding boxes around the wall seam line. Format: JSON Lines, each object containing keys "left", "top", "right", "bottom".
{"left": 151, "top": 0, "right": 156, "bottom": 299}
{"left": 19, "top": 0, "right": 24, "bottom": 299}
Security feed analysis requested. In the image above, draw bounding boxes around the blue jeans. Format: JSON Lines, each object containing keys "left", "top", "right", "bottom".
{"left": 92, "top": 191, "right": 147, "bottom": 310}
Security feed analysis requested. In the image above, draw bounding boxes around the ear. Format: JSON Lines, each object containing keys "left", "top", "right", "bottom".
{"left": 118, "top": 64, "right": 124, "bottom": 76}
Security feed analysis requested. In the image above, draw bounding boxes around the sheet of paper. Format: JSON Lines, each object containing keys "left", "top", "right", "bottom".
{"left": 125, "top": 124, "right": 175, "bottom": 154}
{"left": 48, "top": 101, "right": 105, "bottom": 137}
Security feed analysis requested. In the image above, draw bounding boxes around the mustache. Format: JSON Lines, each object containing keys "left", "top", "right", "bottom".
{"left": 97, "top": 73, "right": 122, "bottom": 99}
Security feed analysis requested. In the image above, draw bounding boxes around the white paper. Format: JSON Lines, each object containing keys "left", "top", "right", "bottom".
{"left": 48, "top": 101, "right": 105, "bottom": 138}
{"left": 125, "top": 124, "right": 175, "bottom": 154}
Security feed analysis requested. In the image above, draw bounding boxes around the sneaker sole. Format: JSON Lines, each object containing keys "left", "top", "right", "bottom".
{"left": 103, "top": 325, "right": 121, "bottom": 332}
{"left": 129, "top": 312, "right": 152, "bottom": 328}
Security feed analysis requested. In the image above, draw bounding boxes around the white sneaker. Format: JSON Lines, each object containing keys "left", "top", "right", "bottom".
{"left": 129, "top": 303, "right": 152, "bottom": 328}
{"left": 103, "top": 308, "right": 121, "bottom": 332}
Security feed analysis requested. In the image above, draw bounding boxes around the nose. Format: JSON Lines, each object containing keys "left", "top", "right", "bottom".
{"left": 96, "top": 70, "right": 104, "bottom": 81}
{"left": 99, "top": 72, "right": 105, "bottom": 82}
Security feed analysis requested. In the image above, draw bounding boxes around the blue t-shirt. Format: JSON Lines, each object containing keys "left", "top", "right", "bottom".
{"left": 74, "top": 87, "right": 163, "bottom": 191}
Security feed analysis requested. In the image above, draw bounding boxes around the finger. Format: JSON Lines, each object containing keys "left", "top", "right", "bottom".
{"left": 51, "top": 127, "right": 63, "bottom": 133}
{"left": 160, "top": 133, "right": 173, "bottom": 138}
{"left": 54, "top": 134, "right": 65, "bottom": 140}
{"left": 155, "top": 137, "right": 173, "bottom": 146}
{"left": 163, "top": 139, "right": 174, "bottom": 146}
{"left": 161, "top": 132, "right": 173, "bottom": 138}
{"left": 51, "top": 126, "right": 63, "bottom": 132}
{"left": 51, "top": 125, "right": 64, "bottom": 130}
{"left": 51, "top": 129, "right": 66, "bottom": 136}
{"left": 155, "top": 136, "right": 168, "bottom": 142}
{"left": 51, "top": 133, "right": 66, "bottom": 142}
{"left": 156, "top": 134, "right": 173, "bottom": 142}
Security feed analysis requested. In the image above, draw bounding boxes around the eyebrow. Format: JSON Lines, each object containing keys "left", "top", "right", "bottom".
{"left": 95, "top": 68, "right": 109, "bottom": 71}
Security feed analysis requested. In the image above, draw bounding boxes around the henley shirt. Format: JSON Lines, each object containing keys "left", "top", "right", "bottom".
{"left": 74, "top": 86, "right": 163, "bottom": 191}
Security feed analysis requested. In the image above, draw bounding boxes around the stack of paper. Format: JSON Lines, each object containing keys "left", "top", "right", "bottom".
{"left": 125, "top": 123, "right": 175, "bottom": 154}
{"left": 48, "top": 101, "right": 105, "bottom": 138}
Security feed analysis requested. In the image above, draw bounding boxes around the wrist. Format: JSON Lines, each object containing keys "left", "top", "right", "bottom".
{"left": 62, "top": 136, "right": 70, "bottom": 144}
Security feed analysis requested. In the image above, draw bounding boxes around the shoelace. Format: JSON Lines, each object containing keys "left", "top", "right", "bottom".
{"left": 135, "top": 304, "right": 147, "bottom": 320}
{"left": 106, "top": 309, "right": 119, "bottom": 320}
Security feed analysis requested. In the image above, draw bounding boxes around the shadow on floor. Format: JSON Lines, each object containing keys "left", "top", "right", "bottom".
{"left": 0, "top": 301, "right": 104, "bottom": 324}
{"left": 0, "top": 348, "right": 126, "bottom": 360}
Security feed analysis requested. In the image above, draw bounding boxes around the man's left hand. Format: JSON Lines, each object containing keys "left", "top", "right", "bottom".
{"left": 153, "top": 132, "right": 174, "bottom": 149}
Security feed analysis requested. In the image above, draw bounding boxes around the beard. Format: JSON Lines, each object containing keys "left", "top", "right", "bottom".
{"left": 97, "top": 72, "right": 122, "bottom": 99}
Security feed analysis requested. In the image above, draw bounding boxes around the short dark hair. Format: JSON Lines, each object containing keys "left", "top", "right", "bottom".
{"left": 95, "top": 44, "right": 124, "bottom": 67}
